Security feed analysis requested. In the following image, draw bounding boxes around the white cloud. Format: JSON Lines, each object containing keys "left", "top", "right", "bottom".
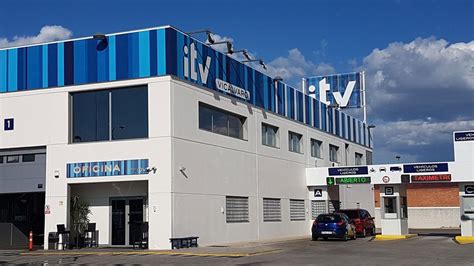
{"left": 0, "top": 25, "right": 72, "bottom": 48}
{"left": 265, "top": 48, "right": 335, "bottom": 86}
{"left": 361, "top": 37, "right": 474, "bottom": 122}
{"left": 358, "top": 37, "right": 474, "bottom": 163}
{"left": 373, "top": 120, "right": 474, "bottom": 163}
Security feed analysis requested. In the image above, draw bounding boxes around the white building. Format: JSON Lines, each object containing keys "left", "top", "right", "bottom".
{"left": 0, "top": 26, "right": 373, "bottom": 249}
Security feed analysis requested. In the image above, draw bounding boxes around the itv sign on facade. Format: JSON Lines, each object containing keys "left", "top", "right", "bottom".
{"left": 305, "top": 72, "right": 363, "bottom": 108}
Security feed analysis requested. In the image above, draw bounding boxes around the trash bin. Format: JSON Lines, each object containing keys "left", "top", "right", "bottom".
{"left": 48, "top": 232, "right": 59, "bottom": 250}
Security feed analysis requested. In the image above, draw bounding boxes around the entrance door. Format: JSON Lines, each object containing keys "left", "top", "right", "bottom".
{"left": 111, "top": 198, "right": 144, "bottom": 246}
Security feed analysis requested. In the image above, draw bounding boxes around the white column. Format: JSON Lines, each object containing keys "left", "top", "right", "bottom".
{"left": 460, "top": 183, "right": 474, "bottom": 237}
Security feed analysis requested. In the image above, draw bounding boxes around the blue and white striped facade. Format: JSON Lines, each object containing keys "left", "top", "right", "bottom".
{"left": 0, "top": 26, "right": 371, "bottom": 148}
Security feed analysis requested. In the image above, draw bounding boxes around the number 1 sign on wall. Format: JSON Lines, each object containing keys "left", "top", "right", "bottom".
{"left": 4, "top": 118, "right": 14, "bottom": 131}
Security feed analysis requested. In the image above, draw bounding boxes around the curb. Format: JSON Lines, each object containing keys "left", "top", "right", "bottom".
{"left": 454, "top": 236, "right": 474, "bottom": 245}
{"left": 374, "top": 234, "right": 417, "bottom": 241}
{"left": 20, "top": 248, "right": 282, "bottom": 258}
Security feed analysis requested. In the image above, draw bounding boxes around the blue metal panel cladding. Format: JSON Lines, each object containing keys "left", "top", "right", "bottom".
{"left": 296, "top": 91, "right": 304, "bottom": 123}
{"left": 304, "top": 95, "right": 312, "bottom": 126}
{"left": 0, "top": 26, "right": 369, "bottom": 147}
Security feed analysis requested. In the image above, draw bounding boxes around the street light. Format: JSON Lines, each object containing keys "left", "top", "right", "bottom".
{"left": 396, "top": 156, "right": 401, "bottom": 162}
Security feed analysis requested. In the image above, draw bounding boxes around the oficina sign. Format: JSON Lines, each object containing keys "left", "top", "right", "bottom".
{"left": 67, "top": 159, "right": 149, "bottom": 178}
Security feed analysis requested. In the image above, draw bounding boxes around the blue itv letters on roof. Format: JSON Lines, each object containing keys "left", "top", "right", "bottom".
{"left": 0, "top": 26, "right": 370, "bottom": 148}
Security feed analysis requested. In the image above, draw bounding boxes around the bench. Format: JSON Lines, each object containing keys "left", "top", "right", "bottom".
{"left": 169, "top": 236, "right": 199, "bottom": 249}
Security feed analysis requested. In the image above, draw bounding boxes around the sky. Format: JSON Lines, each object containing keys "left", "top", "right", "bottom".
{"left": 1, "top": 0, "right": 473, "bottom": 164}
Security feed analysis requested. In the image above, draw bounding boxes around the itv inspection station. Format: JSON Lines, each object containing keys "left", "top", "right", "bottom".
{"left": 0, "top": 25, "right": 472, "bottom": 250}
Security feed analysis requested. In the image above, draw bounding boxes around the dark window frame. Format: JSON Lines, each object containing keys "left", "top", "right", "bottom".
{"left": 262, "top": 123, "right": 279, "bottom": 148}
{"left": 288, "top": 131, "right": 303, "bottom": 154}
{"left": 198, "top": 102, "right": 247, "bottom": 140}
{"left": 71, "top": 85, "right": 149, "bottom": 143}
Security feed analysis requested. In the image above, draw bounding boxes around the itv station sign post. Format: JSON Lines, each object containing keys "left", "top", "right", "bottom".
{"left": 304, "top": 72, "right": 367, "bottom": 123}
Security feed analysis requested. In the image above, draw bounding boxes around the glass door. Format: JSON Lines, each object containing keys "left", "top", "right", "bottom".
{"left": 111, "top": 199, "right": 126, "bottom": 245}
{"left": 128, "top": 199, "right": 144, "bottom": 245}
{"left": 110, "top": 197, "right": 145, "bottom": 246}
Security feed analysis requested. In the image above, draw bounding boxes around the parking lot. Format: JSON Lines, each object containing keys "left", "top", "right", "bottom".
{"left": 1, "top": 235, "right": 472, "bottom": 265}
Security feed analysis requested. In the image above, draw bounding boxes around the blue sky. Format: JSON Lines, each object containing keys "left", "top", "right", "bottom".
{"left": 1, "top": 0, "right": 473, "bottom": 163}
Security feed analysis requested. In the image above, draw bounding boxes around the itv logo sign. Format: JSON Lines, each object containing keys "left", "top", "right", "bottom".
{"left": 183, "top": 43, "right": 211, "bottom": 85}
{"left": 306, "top": 73, "right": 363, "bottom": 108}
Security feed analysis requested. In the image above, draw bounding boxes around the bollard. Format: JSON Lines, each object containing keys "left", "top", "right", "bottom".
{"left": 28, "top": 231, "right": 33, "bottom": 251}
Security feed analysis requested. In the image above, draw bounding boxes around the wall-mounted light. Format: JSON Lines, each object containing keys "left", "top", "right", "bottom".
{"left": 54, "top": 170, "right": 60, "bottom": 178}
{"left": 179, "top": 167, "right": 189, "bottom": 178}
{"left": 242, "top": 59, "right": 267, "bottom": 70}
{"left": 187, "top": 29, "right": 215, "bottom": 44}
{"left": 93, "top": 33, "right": 108, "bottom": 51}
{"left": 210, "top": 41, "right": 233, "bottom": 54}
{"left": 229, "top": 49, "right": 252, "bottom": 61}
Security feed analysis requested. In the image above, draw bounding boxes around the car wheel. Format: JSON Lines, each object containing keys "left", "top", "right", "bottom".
{"left": 351, "top": 230, "right": 357, "bottom": 240}
{"left": 312, "top": 235, "right": 318, "bottom": 241}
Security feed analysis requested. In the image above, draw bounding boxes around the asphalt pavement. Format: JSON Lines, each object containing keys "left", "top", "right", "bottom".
{"left": 1, "top": 235, "right": 472, "bottom": 265}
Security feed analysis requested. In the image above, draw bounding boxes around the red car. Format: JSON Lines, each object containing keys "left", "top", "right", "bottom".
{"left": 338, "top": 209, "right": 375, "bottom": 237}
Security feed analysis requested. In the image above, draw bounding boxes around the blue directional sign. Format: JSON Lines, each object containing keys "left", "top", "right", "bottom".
{"left": 328, "top": 166, "right": 368, "bottom": 176}
{"left": 4, "top": 118, "right": 14, "bottom": 131}
{"left": 403, "top": 163, "right": 449, "bottom": 173}
{"left": 454, "top": 131, "right": 474, "bottom": 142}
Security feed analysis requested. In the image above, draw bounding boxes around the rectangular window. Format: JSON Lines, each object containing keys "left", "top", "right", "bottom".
{"left": 72, "top": 86, "right": 148, "bottom": 143}
{"left": 355, "top": 152, "right": 363, "bottom": 165}
{"left": 366, "top": 151, "right": 373, "bottom": 165}
{"left": 311, "top": 200, "right": 326, "bottom": 220}
{"left": 226, "top": 196, "right": 249, "bottom": 223}
{"left": 290, "top": 199, "right": 306, "bottom": 221}
{"left": 22, "top": 154, "right": 35, "bottom": 162}
{"left": 262, "top": 123, "right": 279, "bottom": 148}
{"left": 6, "top": 155, "right": 19, "bottom": 163}
{"left": 199, "top": 103, "right": 246, "bottom": 140}
{"left": 263, "top": 198, "right": 281, "bottom": 222}
{"left": 329, "top": 144, "right": 339, "bottom": 163}
{"left": 310, "top": 139, "right": 323, "bottom": 158}
{"left": 0, "top": 156, "right": 3, "bottom": 164}
{"left": 288, "top": 131, "right": 303, "bottom": 154}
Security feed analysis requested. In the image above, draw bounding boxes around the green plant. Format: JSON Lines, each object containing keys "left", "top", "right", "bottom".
{"left": 70, "top": 196, "right": 91, "bottom": 237}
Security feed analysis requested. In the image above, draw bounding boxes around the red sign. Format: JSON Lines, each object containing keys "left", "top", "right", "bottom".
{"left": 411, "top": 174, "right": 451, "bottom": 183}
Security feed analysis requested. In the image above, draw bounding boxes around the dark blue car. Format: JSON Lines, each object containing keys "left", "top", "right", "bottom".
{"left": 312, "top": 213, "right": 356, "bottom": 241}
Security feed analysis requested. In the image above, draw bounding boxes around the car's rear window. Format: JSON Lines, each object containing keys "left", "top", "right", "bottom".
{"left": 317, "top": 214, "right": 342, "bottom": 223}
{"left": 339, "top": 210, "right": 359, "bottom": 219}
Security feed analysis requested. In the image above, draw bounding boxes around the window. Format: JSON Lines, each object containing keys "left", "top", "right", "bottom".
{"left": 6, "top": 155, "right": 19, "bottom": 163}
{"left": 329, "top": 144, "right": 339, "bottom": 163}
{"left": 288, "top": 131, "right": 303, "bottom": 153}
{"left": 355, "top": 153, "right": 363, "bottom": 165}
{"left": 366, "top": 151, "right": 373, "bottom": 165}
{"left": 383, "top": 197, "right": 397, "bottom": 219}
{"left": 262, "top": 123, "right": 279, "bottom": 148}
{"left": 310, "top": 139, "right": 323, "bottom": 158}
{"left": 263, "top": 198, "right": 281, "bottom": 222}
{"left": 72, "top": 86, "right": 148, "bottom": 143}
{"left": 311, "top": 200, "right": 326, "bottom": 220}
{"left": 226, "top": 196, "right": 249, "bottom": 223}
{"left": 22, "top": 154, "right": 35, "bottom": 162}
{"left": 0, "top": 156, "right": 3, "bottom": 164}
{"left": 199, "top": 103, "right": 246, "bottom": 140}
{"left": 290, "top": 199, "right": 305, "bottom": 221}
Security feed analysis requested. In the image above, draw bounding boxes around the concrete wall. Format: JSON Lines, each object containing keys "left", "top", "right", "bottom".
{"left": 169, "top": 78, "right": 372, "bottom": 246}
{"left": 374, "top": 207, "right": 460, "bottom": 229}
